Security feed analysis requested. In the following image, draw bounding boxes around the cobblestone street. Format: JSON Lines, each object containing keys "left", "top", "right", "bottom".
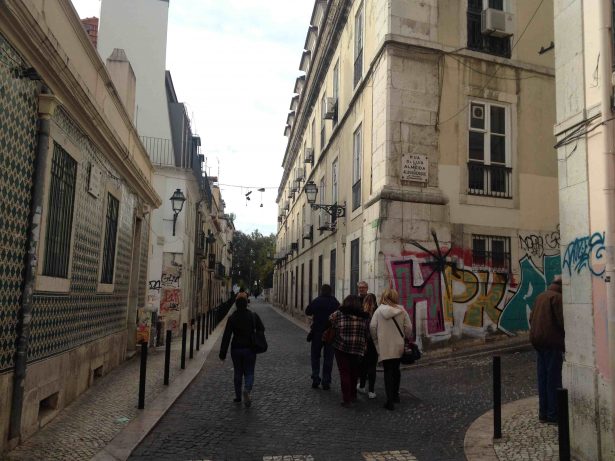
{"left": 130, "top": 301, "right": 538, "bottom": 461}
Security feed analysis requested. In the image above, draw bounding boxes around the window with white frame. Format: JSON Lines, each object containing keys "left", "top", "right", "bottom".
{"left": 352, "top": 125, "right": 362, "bottom": 210}
{"left": 333, "top": 60, "right": 340, "bottom": 126}
{"left": 468, "top": 101, "right": 512, "bottom": 198}
{"left": 332, "top": 158, "right": 339, "bottom": 205}
{"left": 321, "top": 93, "right": 327, "bottom": 149}
{"left": 354, "top": 3, "right": 364, "bottom": 87}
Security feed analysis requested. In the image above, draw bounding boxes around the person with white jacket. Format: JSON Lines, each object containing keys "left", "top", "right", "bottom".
{"left": 370, "top": 288, "right": 412, "bottom": 410}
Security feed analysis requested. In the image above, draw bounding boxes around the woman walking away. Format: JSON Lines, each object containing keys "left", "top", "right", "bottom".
{"left": 370, "top": 288, "right": 412, "bottom": 411}
{"left": 329, "top": 295, "right": 369, "bottom": 407}
{"left": 305, "top": 284, "right": 340, "bottom": 389}
{"left": 219, "top": 296, "right": 265, "bottom": 407}
{"left": 358, "top": 293, "right": 378, "bottom": 399}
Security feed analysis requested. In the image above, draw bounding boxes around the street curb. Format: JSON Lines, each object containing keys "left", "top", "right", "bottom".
{"left": 464, "top": 396, "right": 537, "bottom": 461}
{"left": 90, "top": 315, "right": 229, "bottom": 461}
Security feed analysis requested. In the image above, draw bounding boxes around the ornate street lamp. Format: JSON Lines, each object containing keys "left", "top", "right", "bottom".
{"left": 170, "top": 188, "right": 186, "bottom": 236}
{"left": 303, "top": 180, "right": 346, "bottom": 222}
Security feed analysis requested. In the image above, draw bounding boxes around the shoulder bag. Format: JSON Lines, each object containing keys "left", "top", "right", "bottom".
{"left": 392, "top": 316, "right": 421, "bottom": 364}
{"left": 250, "top": 312, "right": 268, "bottom": 354}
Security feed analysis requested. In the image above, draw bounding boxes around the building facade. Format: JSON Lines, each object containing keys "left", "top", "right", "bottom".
{"left": 98, "top": 0, "right": 233, "bottom": 339}
{"left": 0, "top": 0, "right": 160, "bottom": 451}
{"left": 554, "top": 0, "right": 615, "bottom": 458}
{"left": 274, "top": 0, "right": 558, "bottom": 347}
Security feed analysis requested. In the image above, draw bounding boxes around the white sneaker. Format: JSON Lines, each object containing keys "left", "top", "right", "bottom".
{"left": 357, "top": 385, "right": 367, "bottom": 394}
{"left": 368, "top": 392, "right": 377, "bottom": 399}
{"left": 243, "top": 390, "right": 251, "bottom": 408}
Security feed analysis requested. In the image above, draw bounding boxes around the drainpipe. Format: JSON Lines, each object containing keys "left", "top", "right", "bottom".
{"left": 9, "top": 88, "right": 58, "bottom": 441}
{"left": 598, "top": 0, "right": 615, "bottom": 443}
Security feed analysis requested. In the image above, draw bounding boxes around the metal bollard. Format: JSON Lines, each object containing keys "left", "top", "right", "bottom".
{"left": 181, "top": 323, "right": 187, "bottom": 369}
{"left": 189, "top": 319, "right": 195, "bottom": 359}
{"left": 164, "top": 330, "right": 171, "bottom": 385}
{"left": 205, "top": 310, "right": 210, "bottom": 339}
{"left": 196, "top": 315, "right": 201, "bottom": 351}
{"left": 493, "top": 355, "right": 502, "bottom": 439}
{"left": 201, "top": 312, "right": 206, "bottom": 344}
{"left": 557, "top": 388, "right": 571, "bottom": 461}
{"left": 138, "top": 342, "right": 147, "bottom": 409}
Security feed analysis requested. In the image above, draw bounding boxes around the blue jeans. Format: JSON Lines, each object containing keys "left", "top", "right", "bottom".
{"left": 311, "top": 336, "right": 334, "bottom": 385}
{"left": 231, "top": 347, "right": 256, "bottom": 398}
{"left": 536, "top": 348, "right": 563, "bottom": 421}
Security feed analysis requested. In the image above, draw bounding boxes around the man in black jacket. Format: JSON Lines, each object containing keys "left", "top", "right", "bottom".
{"left": 219, "top": 297, "right": 265, "bottom": 407}
{"left": 305, "top": 284, "right": 339, "bottom": 389}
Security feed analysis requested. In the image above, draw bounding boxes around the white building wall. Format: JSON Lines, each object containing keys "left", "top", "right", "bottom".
{"left": 98, "top": 0, "right": 173, "bottom": 140}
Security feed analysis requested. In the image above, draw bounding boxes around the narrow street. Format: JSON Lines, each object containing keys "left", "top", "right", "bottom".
{"left": 130, "top": 300, "right": 537, "bottom": 461}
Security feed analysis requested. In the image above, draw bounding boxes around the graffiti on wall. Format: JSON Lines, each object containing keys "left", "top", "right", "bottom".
{"left": 159, "top": 253, "right": 182, "bottom": 333}
{"left": 386, "top": 228, "right": 561, "bottom": 340}
{"left": 562, "top": 232, "right": 605, "bottom": 277}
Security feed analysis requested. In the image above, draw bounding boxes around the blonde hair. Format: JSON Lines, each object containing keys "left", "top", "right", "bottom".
{"left": 363, "top": 293, "right": 378, "bottom": 315}
{"left": 379, "top": 288, "right": 399, "bottom": 307}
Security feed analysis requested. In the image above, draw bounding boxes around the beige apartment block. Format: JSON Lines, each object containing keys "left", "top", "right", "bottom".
{"left": 274, "top": 0, "right": 558, "bottom": 347}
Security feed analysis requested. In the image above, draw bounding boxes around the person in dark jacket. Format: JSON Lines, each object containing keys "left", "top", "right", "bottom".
{"left": 529, "top": 275, "right": 564, "bottom": 424}
{"left": 219, "top": 297, "right": 264, "bottom": 407}
{"left": 305, "top": 284, "right": 339, "bottom": 389}
{"left": 358, "top": 293, "right": 378, "bottom": 398}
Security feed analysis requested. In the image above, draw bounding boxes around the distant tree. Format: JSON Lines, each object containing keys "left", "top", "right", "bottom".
{"left": 231, "top": 230, "right": 276, "bottom": 294}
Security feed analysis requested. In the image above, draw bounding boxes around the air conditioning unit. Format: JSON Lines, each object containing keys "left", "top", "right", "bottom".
{"left": 481, "top": 9, "right": 513, "bottom": 38}
{"left": 304, "top": 148, "right": 314, "bottom": 164}
{"left": 295, "top": 167, "right": 305, "bottom": 182}
{"left": 302, "top": 224, "right": 313, "bottom": 240}
{"left": 323, "top": 97, "right": 337, "bottom": 120}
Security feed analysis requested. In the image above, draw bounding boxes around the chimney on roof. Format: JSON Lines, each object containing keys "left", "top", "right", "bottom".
{"left": 106, "top": 48, "right": 137, "bottom": 123}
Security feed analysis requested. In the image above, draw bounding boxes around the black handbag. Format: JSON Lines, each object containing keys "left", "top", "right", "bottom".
{"left": 250, "top": 312, "right": 268, "bottom": 354}
{"left": 392, "top": 317, "right": 421, "bottom": 364}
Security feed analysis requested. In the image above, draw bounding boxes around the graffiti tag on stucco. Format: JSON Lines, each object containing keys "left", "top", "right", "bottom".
{"left": 562, "top": 232, "right": 605, "bottom": 277}
{"left": 518, "top": 226, "right": 560, "bottom": 260}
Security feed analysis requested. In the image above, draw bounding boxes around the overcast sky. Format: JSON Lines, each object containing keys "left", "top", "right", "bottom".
{"left": 70, "top": 0, "right": 314, "bottom": 236}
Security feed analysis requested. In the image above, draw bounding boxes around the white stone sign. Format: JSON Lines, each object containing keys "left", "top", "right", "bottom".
{"left": 87, "top": 163, "right": 102, "bottom": 198}
{"left": 401, "top": 153, "right": 429, "bottom": 183}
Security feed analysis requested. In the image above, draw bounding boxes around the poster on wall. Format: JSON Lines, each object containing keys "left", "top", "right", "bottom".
{"left": 159, "top": 252, "right": 183, "bottom": 333}
{"left": 401, "top": 153, "right": 429, "bottom": 183}
{"left": 136, "top": 308, "right": 151, "bottom": 344}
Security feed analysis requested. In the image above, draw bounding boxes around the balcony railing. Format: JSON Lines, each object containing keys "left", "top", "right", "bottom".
{"left": 215, "top": 262, "right": 226, "bottom": 278}
{"left": 467, "top": 162, "right": 512, "bottom": 199}
{"left": 141, "top": 136, "right": 175, "bottom": 166}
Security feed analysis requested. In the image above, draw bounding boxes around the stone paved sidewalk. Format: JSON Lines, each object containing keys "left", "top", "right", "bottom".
{"left": 4, "top": 328, "right": 213, "bottom": 461}
{"left": 465, "top": 396, "right": 559, "bottom": 461}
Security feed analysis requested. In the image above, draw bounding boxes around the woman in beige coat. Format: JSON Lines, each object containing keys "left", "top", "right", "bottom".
{"left": 370, "top": 288, "right": 412, "bottom": 410}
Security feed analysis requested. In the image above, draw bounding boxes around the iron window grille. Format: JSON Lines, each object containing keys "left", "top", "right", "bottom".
{"left": 43, "top": 142, "right": 77, "bottom": 278}
{"left": 467, "top": 0, "right": 511, "bottom": 58}
{"left": 471, "top": 234, "right": 511, "bottom": 272}
{"left": 101, "top": 193, "right": 120, "bottom": 284}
